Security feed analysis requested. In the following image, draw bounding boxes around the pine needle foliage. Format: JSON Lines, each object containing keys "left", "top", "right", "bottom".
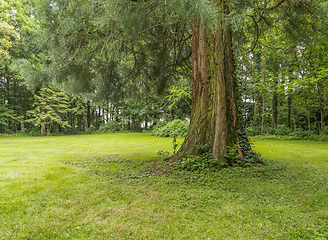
{"left": 14, "top": 0, "right": 328, "bottom": 100}
{"left": 13, "top": 0, "right": 222, "bottom": 101}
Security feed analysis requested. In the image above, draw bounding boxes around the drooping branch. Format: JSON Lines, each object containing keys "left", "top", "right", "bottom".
{"left": 266, "top": 0, "right": 287, "bottom": 11}
{"left": 299, "top": 1, "right": 328, "bottom": 28}
{"left": 248, "top": 0, "right": 287, "bottom": 11}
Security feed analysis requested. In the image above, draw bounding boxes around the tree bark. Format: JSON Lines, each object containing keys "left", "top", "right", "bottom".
{"left": 178, "top": 1, "right": 251, "bottom": 160}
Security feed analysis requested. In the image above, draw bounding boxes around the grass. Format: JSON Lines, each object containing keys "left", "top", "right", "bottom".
{"left": 0, "top": 134, "right": 328, "bottom": 239}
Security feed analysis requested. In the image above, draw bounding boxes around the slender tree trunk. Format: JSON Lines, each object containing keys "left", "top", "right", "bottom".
{"left": 19, "top": 91, "right": 25, "bottom": 133}
{"left": 83, "top": 114, "right": 88, "bottom": 133}
{"left": 261, "top": 48, "right": 267, "bottom": 134}
{"left": 253, "top": 51, "right": 261, "bottom": 125}
{"left": 128, "top": 117, "right": 131, "bottom": 130}
{"left": 318, "top": 83, "right": 324, "bottom": 135}
{"left": 107, "top": 101, "right": 109, "bottom": 122}
{"left": 292, "top": 93, "right": 297, "bottom": 130}
{"left": 178, "top": 1, "right": 251, "bottom": 159}
{"left": 87, "top": 101, "right": 91, "bottom": 128}
{"left": 47, "top": 124, "right": 51, "bottom": 136}
{"left": 72, "top": 114, "right": 75, "bottom": 132}
{"left": 145, "top": 116, "right": 148, "bottom": 129}
{"left": 261, "top": 98, "right": 267, "bottom": 133}
{"left": 292, "top": 108, "right": 297, "bottom": 130}
{"left": 253, "top": 95, "right": 259, "bottom": 125}
{"left": 272, "top": 77, "right": 278, "bottom": 130}
{"left": 304, "top": 91, "right": 311, "bottom": 133}
{"left": 287, "top": 95, "right": 292, "bottom": 128}
{"left": 111, "top": 104, "right": 114, "bottom": 121}
{"left": 83, "top": 104, "right": 88, "bottom": 133}
{"left": 40, "top": 81, "right": 46, "bottom": 135}
{"left": 6, "top": 76, "right": 13, "bottom": 134}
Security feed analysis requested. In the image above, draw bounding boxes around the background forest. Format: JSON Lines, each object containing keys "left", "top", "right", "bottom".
{"left": 1, "top": 0, "right": 328, "bottom": 141}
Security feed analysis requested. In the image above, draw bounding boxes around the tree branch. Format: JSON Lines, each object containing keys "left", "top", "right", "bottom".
{"left": 266, "top": 0, "right": 287, "bottom": 11}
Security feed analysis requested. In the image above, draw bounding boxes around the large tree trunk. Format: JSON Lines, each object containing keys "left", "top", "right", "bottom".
{"left": 178, "top": 1, "right": 251, "bottom": 160}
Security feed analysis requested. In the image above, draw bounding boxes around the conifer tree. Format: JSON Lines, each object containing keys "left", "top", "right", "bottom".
{"left": 27, "top": 87, "right": 71, "bottom": 135}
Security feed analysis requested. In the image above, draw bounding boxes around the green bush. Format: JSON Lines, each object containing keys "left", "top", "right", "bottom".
{"left": 247, "top": 124, "right": 327, "bottom": 141}
{"left": 274, "top": 125, "right": 292, "bottom": 136}
{"left": 308, "top": 134, "right": 321, "bottom": 141}
{"left": 151, "top": 119, "right": 189, "bottom": 138}
{"left": 264, "top": 126, "right": 274, "bottom": 135}
{"left": 289, "top": 128, "right": 310, "bottom": 140}
{"left": 142, "top": 129, "right": 152, "bottom": 133}
{"left": 319, "top": 134, "right": 328, "bottom": 141}
{"left": 87, "top": 125, "right": 96, "bottom": 134}
{"left": 323, "top": 126, "right": 328, "bottom": 135}
{"left": 98, "top": 121, "right": 122, "bottom": 133}
{"left": 246, "top": 126, "right": 261, "bottom": 136}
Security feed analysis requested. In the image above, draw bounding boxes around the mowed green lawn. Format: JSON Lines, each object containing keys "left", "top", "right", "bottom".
{"left": 0, "top": 134, "right": 327, "bottom": 239}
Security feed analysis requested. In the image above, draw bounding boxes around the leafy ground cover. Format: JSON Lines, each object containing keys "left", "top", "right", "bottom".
{"left": 0, "top": 134, "right": 327, "bottom": 239}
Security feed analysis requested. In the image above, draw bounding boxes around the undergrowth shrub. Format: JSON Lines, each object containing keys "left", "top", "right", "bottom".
{"left": 274, "top": 125, "right": 292, "bottom": 136}
{"left": 323, "top": 126, "right": 328, "bottom": 135}
{"left": 152, "top": 119, "right": 189, "bottom": 138}
{"left": 248, "top": 124, "right": 328, "bottom": 141}
{"left": 318, "top": 134, "right": 328, "bottom": 141}
{"left": 156, "top": 150, "right": 170, "bottom": 160}
{"left": 172, "top": 152, "right": 222, "bottom": 172}
{"left": 245, "top": 126, "right": 261, "bottom": 136}
{"left": 170, "top": 143, "right": 262, "bottom": 172}
{"left": 288, "top": 128, "right": 310, "bottom": 139}
{"left": 307, "top": 134, "right": 328, "bottom": 141}
{"left": 87, "top": 125, "right": 96, "bottom": 134}
{"left": 224, "top": 145, "right": 261, "bottom": 167}
{"left": 98, "top": 120, "right": 122, "bottom": 133}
